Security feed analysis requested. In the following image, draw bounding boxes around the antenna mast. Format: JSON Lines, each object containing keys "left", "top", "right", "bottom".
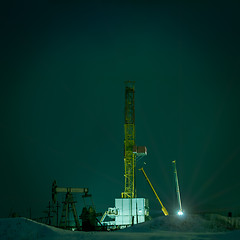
{"left": 172, "top": 160, "right": 183, "bottom": 215}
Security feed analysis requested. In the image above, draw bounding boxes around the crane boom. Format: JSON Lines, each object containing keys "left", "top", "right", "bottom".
{"left": 139, "top": 168, "right": 168, "bottom": 216}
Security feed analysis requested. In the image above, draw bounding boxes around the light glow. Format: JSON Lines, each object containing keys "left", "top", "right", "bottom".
{"left": 177, "top": 210, "right": 183, "bottom": 216}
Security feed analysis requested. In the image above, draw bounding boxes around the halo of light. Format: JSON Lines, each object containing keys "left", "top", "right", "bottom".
{"left": 177, "top": 210, "right": 183, "bottom": 216}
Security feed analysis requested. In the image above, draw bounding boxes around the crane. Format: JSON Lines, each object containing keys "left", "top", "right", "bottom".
{"left": 139, "top": 168, "right": 168, "bottom": 216}
{"left": 172, "top": 160, "right": 183, "bottom": 215}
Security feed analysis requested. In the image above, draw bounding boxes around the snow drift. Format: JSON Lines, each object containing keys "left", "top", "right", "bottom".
{"left": 122, "top": 214, "right": 240, "bottom": 232}
{"left": 1, "top": 214, "right": 240, "bottom": 240}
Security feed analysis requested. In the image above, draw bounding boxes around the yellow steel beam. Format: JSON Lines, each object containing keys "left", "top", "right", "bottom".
{"left": 139, "top": 168, "right": 168, "bottom": 216}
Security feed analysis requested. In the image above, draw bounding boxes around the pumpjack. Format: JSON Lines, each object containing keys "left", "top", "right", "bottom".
{"left": 52, "top": 180, "right": 88, "bottom": 230}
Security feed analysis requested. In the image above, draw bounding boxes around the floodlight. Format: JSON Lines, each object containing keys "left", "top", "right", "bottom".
{"left": 177, "top": 210, "right": 183, "bottom": 216}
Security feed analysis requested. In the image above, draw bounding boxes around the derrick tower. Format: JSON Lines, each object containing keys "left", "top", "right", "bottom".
{"left": 121, "top": 81, "right": 136, "bottom": 198}
{"left": 101, "top": 82, "right": 148, "bottom": 227}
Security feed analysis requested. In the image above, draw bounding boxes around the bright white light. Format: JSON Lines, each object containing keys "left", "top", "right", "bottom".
{"left": 177, "top": 210, "right": 183, "bottom": 216}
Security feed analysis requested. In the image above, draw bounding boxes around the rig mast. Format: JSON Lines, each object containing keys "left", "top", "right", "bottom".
{"left": 101, "top": 82, "right": 148, "bottom": 227}
{"left": 121, "top": 81, "right": 136, "bottom": 198}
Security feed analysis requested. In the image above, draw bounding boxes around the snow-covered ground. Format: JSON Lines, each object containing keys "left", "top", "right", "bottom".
{"left": 1, "top": 214, "right": 240, "bottom": 240}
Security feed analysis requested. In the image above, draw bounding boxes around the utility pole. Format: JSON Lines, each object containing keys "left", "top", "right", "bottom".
{"left": 56, "top": 201, "right": 60, "bottom": 227}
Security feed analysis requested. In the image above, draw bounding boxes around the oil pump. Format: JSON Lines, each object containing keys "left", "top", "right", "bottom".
{"left": 52, "top": 180, "right": 88, "bottom": 230}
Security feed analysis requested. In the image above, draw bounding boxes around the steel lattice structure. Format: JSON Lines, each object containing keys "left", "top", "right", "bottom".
{"left": 121, "top": 81, "right": 136, "bottom": 198}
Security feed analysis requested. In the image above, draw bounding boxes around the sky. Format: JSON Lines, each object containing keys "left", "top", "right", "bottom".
{"left": 1, "top": 1, "right": 240, "bottom": 219}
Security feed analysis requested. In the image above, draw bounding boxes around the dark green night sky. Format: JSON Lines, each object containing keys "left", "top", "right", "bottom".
{"left": 1, "top": 1, "right": 240, "bottom": 218}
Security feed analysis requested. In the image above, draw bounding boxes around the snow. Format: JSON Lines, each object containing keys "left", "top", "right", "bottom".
{"left": 1, "top": 214, "right": 240, "bottom": 240}
{"left": 122, "top": 214, "right": 240, "bottom": 232}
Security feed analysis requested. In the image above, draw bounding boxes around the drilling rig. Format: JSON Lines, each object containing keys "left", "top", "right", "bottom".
{"left": 121, "top": 81, "right": 148, "bottom": 198}
{"left": 101, "top": 81, "right": 149, "bottom": 228}
{"left": 121, "top": 81, "right": 136, "bottom": 199}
